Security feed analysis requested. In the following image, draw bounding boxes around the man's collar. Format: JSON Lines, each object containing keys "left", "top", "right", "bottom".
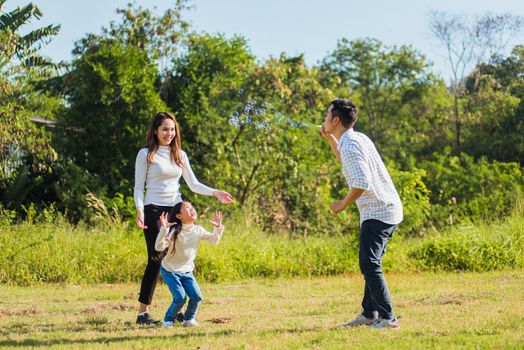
{"left": 337, "top": 128, "right": 354, "bottom": 151}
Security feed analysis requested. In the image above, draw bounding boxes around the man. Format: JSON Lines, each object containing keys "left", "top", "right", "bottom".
{"left": 321, "top": 98, "right": 403, "bottom": 329}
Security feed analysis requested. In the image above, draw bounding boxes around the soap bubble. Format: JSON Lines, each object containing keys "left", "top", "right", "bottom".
{"left": 229, "top": 116, "right": 240, "bottom": 127}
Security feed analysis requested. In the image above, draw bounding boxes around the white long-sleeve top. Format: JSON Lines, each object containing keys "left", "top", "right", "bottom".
{"left": 155, "top": 223, "right": 224, "bottom": 273}
{"left": 134, "top": 146, "right": 215, "bottom": 210}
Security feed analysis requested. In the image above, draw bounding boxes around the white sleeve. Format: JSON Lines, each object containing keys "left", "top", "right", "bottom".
{"left": 198, "top": 225, "right": 223, "bottom": 245}
{"left": 134, "top": 149, "right": 148, "bottom": 210}
{"left": 181, "top": 151, "right": 215, "bottom": 196}
{"left": 155, "top": 227, "right": 170, "bottom": 252}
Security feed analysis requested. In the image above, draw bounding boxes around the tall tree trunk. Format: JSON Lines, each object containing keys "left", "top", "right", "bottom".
{"left": 454, "top": 92, "right": 461, "bottom": 153}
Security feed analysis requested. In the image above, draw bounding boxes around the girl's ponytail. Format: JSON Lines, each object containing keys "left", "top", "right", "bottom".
{"left": 167, "top": 201, "right": 184, "bottom": 255}
{"left": 168, "top": 220, "right": 182, "bottom": 255}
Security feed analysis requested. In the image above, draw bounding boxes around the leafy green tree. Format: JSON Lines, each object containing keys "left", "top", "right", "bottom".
{"left": 72, "top": 1, "right": 191, "bottom": 98}
{"left": 429, "top": 11, "right": 523, "bottom": 152}
{"left": 462, "top": 46, "right": 524, "bottom": 163}
{"left": 320, "top": 38, "right": 450, "bottom": 161}
{"left": 167, "top": 33, "right": 350, "bottom": 234}
{"left": 0, "top": 0, "right": 60, "bottom": 70}
{"left": 55, "top": 40, "right": 166, "bottom": 194}
{"left": 0, "top": 0, "right": 60, "bottom": 209}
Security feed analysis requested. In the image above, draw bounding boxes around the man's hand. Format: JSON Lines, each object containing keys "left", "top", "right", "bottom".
{"left": 320, "top": 127, "right": 341, "bottom": 161}
{"left": 330, "top": 200, "right": 347, "bottom": 214}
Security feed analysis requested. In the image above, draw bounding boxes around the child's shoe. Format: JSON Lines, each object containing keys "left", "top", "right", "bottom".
{"left": 182, "top": 319, "right": 199, "bottom": 327}
{"left": 162, "top": 320, "right": 174, "bottom": 329}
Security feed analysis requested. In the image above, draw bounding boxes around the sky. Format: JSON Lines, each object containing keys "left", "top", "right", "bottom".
{"left": 6, "top": 0, "right": 524, "bottom": 81}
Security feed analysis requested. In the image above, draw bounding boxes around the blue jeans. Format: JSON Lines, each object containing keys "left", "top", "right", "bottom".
{"left": 359, "top": 219, "right": 397, "bottom": 321}
{"left": 160, "top": 267, "right": 203, "bottom": 322}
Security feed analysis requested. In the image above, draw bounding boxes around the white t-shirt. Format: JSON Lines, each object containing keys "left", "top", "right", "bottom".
{"left": 134, "top": 146, "right": 215, "bottom": 210}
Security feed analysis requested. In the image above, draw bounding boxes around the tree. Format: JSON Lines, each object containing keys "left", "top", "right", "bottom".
{"left": 72, "top": 1, "right": 191, "bottom": 98}
{"left": 167, "top": 33, "right": 347, "bottom": 234}
{"left": 0, "top": 0, "right": 60, "bottom": 71}
{"left": 429, "top": 11, "right": 523, "bottom": 152}
{"left": 462, "top": 46, "right": 524, "bottom": 163}
{"left": 320, "top": 38, "right": 448, "bottom": 161}
{"left": 55, "top": 40, "right": 166, "bottom": 194}
{"left": 0, "top": 0, "right": 60, "bottom": 209}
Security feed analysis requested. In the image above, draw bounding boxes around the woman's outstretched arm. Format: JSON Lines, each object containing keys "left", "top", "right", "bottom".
{"left": 181, "top": 151, "right": 234, "bottom": 203}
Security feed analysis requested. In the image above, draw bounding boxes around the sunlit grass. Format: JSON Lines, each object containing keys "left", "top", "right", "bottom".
{"left": 0, "top": 272, "right": 522, "bottom": 349}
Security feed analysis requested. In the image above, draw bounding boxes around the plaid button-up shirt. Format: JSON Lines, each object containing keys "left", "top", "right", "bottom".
{"left": 337, "top": 128, "right": 403, "bottom": 225}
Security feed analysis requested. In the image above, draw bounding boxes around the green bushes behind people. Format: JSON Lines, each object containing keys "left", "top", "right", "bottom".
{"left": 1, "top": 204, "right": 522, "bottom": 286}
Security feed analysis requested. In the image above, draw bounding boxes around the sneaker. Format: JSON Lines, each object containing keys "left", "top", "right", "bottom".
{"left": 342, "top": 313, "right": 378, "bottom": 327}
{"left": 182, "top": 319, "right": 199, "bottom": 327}
{"left": 176, "top": 312, "right": 184, "bottom": 323}
{"left": 162, "top": 320, "right": 174, "bottom": 328}
{"left": 136, "top": 313, "right": 161, "bottom": 325}
{"left": 370, "top": 318, "right": 400, "bottom": 329}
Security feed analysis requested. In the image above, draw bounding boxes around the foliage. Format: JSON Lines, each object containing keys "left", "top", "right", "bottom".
{"left": 388, "top": 165, "right": 431, "bottom": 236}
{"left": 0, "top": 0, "right": 60, "bottom": 71}
{"left": 1, "top": 210, "right": 523, "bottom": 285}
{"left": 0, "top": 1, "right": 60, "bottom": 210}
{"left": 429, "top": 11, "right": 524, "bottom": 152}
{"left": 462, "top": 45, "right": 524, "bottom": 164}
{"left": 421, "top": 151, "right": 524, "bottom": 225}
{"left": 320, "top": 38, "right": 451, "bottom": 161}
{"left": 409, "top": 209, "right": 523, "bottom": 271}
{"left": 54, "top": 40, "right": 166, "bottom": 194}
{"left": 167, "top": 33, "right": 348, "bottom": 235}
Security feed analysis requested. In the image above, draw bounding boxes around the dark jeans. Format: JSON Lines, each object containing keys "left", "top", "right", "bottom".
{"left": 359, "top": 219, "right": 397, "bottom": 320}
{"left": 138, "top": 204, "right": 172, "bottom": 305}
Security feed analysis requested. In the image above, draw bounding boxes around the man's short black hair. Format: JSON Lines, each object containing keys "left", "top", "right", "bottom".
{"left": 330, "top": 99, "right": 358, "bottom": 128}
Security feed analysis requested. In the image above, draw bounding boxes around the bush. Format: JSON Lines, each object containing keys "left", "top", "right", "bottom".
{"left": 389, "top": 166, "right": 431, "bottom": 235}
{"left": 422, "top": 152, "right": 524, "bottom": 226}
{"left": 1, "top": 210, "right": 521, "bottom": 285}
{"left": 409, "top": 212, "right": 523, "bottom": 271}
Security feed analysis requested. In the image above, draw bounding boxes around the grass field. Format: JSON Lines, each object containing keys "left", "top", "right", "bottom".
{"left": 1, "top": 271, "right": 523, "bottom": 349}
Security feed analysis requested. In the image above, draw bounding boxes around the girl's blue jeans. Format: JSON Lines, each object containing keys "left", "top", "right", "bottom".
{"left": 160, "top": 267, "right": 203, "bottom": 322}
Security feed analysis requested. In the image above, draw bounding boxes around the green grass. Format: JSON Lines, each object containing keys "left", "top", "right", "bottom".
{"left": 0, "top": 271, "right": 522, "bottom": 349}
{"left": 1, "top": 212, "right": 522, "bottom": 285}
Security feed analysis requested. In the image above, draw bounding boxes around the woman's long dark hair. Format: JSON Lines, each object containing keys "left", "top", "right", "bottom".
{"left": 146, "top": 112, "right": 183, "bottom": 167}
{"left": 167, "top": 201, "right": 186, "bottom": 255}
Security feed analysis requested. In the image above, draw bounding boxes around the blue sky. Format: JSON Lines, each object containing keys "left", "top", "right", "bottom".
{"left": 6, "top": 0, "right": 524, "bottom": 80}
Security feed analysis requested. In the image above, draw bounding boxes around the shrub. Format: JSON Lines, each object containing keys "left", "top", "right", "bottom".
{"left": 422, "top": 152, "right": 524, "bottom": 226}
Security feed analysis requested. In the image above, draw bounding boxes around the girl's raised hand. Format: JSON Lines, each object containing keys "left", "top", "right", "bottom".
{"left": 159, "top": 212, "right": 176, "bottom": 229}
{"left": 210, "top": 211, "right": 223, "bottom": 228}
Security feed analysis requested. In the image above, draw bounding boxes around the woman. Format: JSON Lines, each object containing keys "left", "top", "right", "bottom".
{"left": 134, "top": 111, "right": 233, "bottom": 325}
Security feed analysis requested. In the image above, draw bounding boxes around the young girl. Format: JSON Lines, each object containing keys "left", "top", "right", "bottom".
{"left": 155, "top": 201, "right": 224, "bottom": 328}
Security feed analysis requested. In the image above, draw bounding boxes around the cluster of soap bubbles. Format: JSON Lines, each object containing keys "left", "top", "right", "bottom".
{"left": 228, "top": 90, "right": 321, "bottom": 131}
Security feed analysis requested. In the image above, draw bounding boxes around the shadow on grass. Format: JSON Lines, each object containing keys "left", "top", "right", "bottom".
{"left": 0, "top": 329, "right": 236, "bottom": 348}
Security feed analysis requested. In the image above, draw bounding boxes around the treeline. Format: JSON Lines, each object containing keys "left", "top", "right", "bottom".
{"left": 1, "top": 1, "right": 523, "bottom": 236}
